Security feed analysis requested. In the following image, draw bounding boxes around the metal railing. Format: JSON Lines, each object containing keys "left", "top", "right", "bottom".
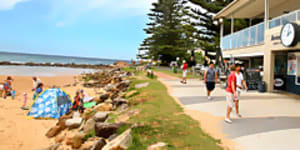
{"left": 221, "top": 22, "right": 265, "bottom": 50}
{"left": 269, "top": 9, "right": 300, "bottom": 29}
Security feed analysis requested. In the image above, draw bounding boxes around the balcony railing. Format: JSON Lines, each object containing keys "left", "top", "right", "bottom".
{"left": 221, "top": 22, "right": 265, "bottom": 50}
{"left": 269, "top": 9, "right": 300, "bottom": 29}
{"left": 221, "top": 9, "right": 300, "bottom": 51}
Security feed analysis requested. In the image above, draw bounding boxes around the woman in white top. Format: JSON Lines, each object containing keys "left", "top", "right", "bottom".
{"left": 235, "top": 64, "right": 248, "bottom": 118}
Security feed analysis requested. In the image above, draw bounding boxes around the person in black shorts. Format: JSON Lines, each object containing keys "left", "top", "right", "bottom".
{"left": 204, "top": 62, "right": 218, "bottom": 100}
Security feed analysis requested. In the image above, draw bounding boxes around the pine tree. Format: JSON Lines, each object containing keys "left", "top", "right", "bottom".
{"left": 139, "top": 0, "right": 197, "bottom": 65}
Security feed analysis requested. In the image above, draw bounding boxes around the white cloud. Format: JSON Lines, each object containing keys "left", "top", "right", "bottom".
{"left": 49, "top": 0, "right": 156, "bottom": 27}
{"left": 0, "top": 0, "right": 29, "bottom": 10}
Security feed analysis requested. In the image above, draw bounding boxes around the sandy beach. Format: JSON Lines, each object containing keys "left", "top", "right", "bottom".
{"left": 0, "top": 73, "right": 98, "bottom": 150}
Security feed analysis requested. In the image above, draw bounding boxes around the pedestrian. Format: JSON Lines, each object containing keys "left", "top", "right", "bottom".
{"left": 235, "top": 64, "right": 248, "bottom": 118}
{"left": 72, "top": 90, "right": 84, "bottom": 113}
{"left": 181, "top": 60, "right": 188, "bottom": 84}
{"left": 33, "top": 83, "right": 44, "bottom": 100}
{"left": 225, "top": 65, "right": 237, "bottom": 124}
{"left": 32, "top": 76, "right": 42, "bottom": 92}
{"left": 204, "top": 62, "right": 218, "bottom": 100}
{"left": 2, "top": 76, "right": 13, "bottom": 99}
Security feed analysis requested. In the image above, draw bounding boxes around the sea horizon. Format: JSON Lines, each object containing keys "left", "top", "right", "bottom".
{"left": 0, "top": 51, "right": 130, "bottom": 65}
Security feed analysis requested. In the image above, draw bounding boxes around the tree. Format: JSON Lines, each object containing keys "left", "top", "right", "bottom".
{"left": 139, "top": 0, "right": 198, "bottom": 65}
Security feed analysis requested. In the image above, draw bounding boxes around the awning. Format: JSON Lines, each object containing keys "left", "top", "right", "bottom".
{"left": 215, "top": 0, "right": 300, "bottom": 19}
{"left": 223, "top": 52, "right": 264, "bottom": 59}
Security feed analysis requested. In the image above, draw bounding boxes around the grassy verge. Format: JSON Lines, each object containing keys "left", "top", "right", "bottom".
{"left": 152, "top": 68, "right": 200, "bottom": 79}
{"left": 124, "top": 72, "right": 221, "bottom": 150}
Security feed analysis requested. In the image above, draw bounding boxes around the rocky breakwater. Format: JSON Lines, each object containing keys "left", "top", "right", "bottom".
{"left": 41, "top": 69, "right": 137, "bottom": 150}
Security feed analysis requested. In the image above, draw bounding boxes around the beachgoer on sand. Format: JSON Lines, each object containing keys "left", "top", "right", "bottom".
{"left": 72, "top": 90, "right": 84, "bottom": 113}
{"left": 204, "top": 62, "right": 218, "bottom": 100}
{"left": 80, "top": 89, "right": 94, "bottom": 103}
{"left": 33, "top": 83, "right": 44, "bottom": 100}
{"left": 181, "top": 60, "right": 188, "bottom": 84}
{"left": 225, "top": 65, "right": 237, "bottom": 124}
{"left": 32, "top": 77, "right": 42, "bottom": 91}
{"left": 2, "top": 76, "right": 13, "bottom": 99}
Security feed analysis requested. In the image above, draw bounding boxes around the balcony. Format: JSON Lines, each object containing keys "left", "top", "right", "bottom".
{"left": 221, "top": 22, "right": 265, "bottom": 51}
{"left": 221, "top": 9, "right": 300, "bottom": 51}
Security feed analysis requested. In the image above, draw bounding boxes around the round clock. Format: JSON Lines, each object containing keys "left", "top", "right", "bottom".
{"left": 280, "top": 23, "right": 300, "bottom": 47}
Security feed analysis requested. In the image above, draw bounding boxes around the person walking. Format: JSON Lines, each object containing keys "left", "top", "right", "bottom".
{"left": 32, "top": 77, "right": 42, "bottom": 91}
{"left": 225, "top": 65, "right": 237, "bottom": 124}
{"left": 204, "top": 62, "right": 218, "bottom": 100}
{"left": 235, "top": 64, "right": 248, "bottom": 118}
{"left": 181, "top": 60, "right": 188, "bottom": 84}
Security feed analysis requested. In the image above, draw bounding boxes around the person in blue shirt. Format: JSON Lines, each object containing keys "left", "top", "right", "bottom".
{"left": 33, "top": 83, "right": 43, "bottom": 100}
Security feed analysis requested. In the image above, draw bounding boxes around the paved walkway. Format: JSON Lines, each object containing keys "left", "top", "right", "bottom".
{"left": 157, "top": 74, "right": 300, "bottom": 150}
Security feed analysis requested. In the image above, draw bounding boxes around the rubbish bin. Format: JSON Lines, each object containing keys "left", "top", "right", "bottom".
{"left": 257, "top": 81, "right": 266, "bottom": 93}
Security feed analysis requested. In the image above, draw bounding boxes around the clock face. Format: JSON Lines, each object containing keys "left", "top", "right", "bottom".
{"left": 281, "top": 23, "right": 296, "bottom": 47}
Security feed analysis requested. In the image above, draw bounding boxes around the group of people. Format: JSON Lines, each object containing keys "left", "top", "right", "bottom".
{"left": 72, "top": 89, "right": 95, "bottom": 113}
{"left": 180, "top": 61, "right": 248, "bottom": 124}
{"left": 1, "top": 76, "right": 16, "bottom": 99}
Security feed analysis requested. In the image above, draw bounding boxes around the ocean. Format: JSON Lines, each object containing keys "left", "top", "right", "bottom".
{"left": 0, "top": 51, "right": 127, "bottom": 65}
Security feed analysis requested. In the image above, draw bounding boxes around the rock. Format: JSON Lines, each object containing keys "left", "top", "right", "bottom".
{"left": 147, "top": 142, "right": 167, "bottom": 150}
{"left": 104, "top": 83, "right": 116, "bottom": 92}
{"left": 126, "top": 90, "right": 138, "bottom": 98}
{"left": 91, "top": 138, "right": 107, "bottom": 150}
{"left": 95, "top": 123, "right": 120, "bottom": 138}
{"left": 113, "top": 98, "right": 128, "bottom": 106}
{"left": 100, "top": 93, "right": 110, "bottom": 102}
{"left": 116, "top": 109, "right": 140, "bottom": 123}
{"left": 93, "top": 112, "right": 109, "bottom": 122}
{"left": 108, "top": 133, "right": 118, "bottom": 141}
{"left": 55, "top": 132, "right": 65, "bottom": 143}
{"left": 117, "top": 104, "right": 128, "bottom": 112}
{"left": 117, "top": 80, "right": 130, "bottom": 92}
{"left": 102, "top": 129, "right": 132, "bottom": 150}
{"left": 71, "top": 132, "right": 85, "bottom": 149}
{"left": 81, "top": 141, "right": 95, "bottom": 150}
{"left": 46, "top": 126, "right": 62, "bottom": 138}
{"left": 83, "top": 118, "right": 96, "bottom": 134}
{"left": 94, "top": 103, "right": 113, "bottom": 112}
{"left": 65, "top": 117, "right": 82, "bottom": 129}
{"left": 135, "top": 82, "right": 149, "bottom": 89}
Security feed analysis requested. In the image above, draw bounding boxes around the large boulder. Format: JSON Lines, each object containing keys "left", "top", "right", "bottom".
{"left": 93, "top": 112, "right": 108, "bottom": 122}
{"left": 147, "top": 142, "right": 167, "bottom": 150}
{"left": 91, "top": 138, "right": 107, "bottom": 150}
{"left": 81, "top": 141, "right": 95, "bottom": 150}
{"left": 117, "top": 80, "right": 130, "bottom": 92}
{"left": 99, "top": 93, "right": 110, "bottom": 102}
{"left": 113, "top": 98, "right": 128, "bottom": 106}
{"left": 83, "top": 118, "right": 96, "bottom": 134}
{"left": 55, "top": 132, "right": 65, "bottom": 143}
{"left": 102, "top": 129, "right": 132, "bottom": 150}
{"left": 71, "top": 132, "right": 85, "bottom": 149}
{"left": 95, "top": 123, "right": 120, "bottom": 138}
{"left": 46, "top": 126, "right": 62, "bottom": 138}
{"left": 135, "top": 82, "right": 149, "bottom": 89}
{"left": 104, "top": 83, "right": 116, "bottom": 92}
{"left": 65, "top": 117, "right": 82, "bottom": 129}
{"left": 94, "top": 103, "right": 113, "bottom": 112}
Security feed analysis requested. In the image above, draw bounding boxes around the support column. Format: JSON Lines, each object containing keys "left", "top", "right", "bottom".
{"left": 265, "top": 0, "right": 269, "bottom": 30}
{"left": 263, "top": 50, "right": 275, "bottom": 92}
{"left": 231, "top": 16, "right": 234, "bottom": 49}
{"left": 220, "top": 21, "right": 224, "bottom": 49}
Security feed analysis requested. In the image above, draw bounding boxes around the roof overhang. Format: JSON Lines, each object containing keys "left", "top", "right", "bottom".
{"left": 215, "top": 0, "right": 300, "bottom": 19}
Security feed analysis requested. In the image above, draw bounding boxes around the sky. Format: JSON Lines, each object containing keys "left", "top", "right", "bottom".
{"left": 0, "top": 0, "right": 155, "bottom": 60}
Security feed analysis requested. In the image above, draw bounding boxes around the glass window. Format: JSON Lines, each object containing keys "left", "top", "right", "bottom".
{"left": 269, "top": 18, "right": 281, "bottom": 29}
{"left": 237, "top": 32, "right": 242, "bottom": 48}
{"left": 242, "top": 29, "right": 249, "bottom": 47}
{"left": 257, "top": 23, "right": 265, "bottom": 44}
{"left": 232, "top": 33, "right": 237, "bottom": 49}
{"left": 249, "top": 26, "right": 256, "bottom": 45}
{"left": 298, "top": 11, "right": 300, "bottom": 20}
{"left": 282, "top": 13, "right": 296, "bottom": 25}
{"left": 221, "top": 35, "right": 231, "bottom": 50}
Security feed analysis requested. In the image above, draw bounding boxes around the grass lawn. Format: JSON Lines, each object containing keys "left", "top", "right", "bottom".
{"left": 124, "top": 72, "right": 222, "bottom": 150}
{"left": 152, "top": 67, "right": 201, "bottom": 79}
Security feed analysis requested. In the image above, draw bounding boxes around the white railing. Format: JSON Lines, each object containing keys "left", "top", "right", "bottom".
{"left": 221, "top": 22, "right": 265, "bottom": 50}
{"left": 221, "top": 9, "right": 300, "bottom": 51}
{"left": 269, "top": 9, "right": 300, "bottom": 29}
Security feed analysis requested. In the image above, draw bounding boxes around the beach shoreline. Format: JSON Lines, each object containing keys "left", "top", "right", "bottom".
{"left": 0, "top": 74, "right": 98, "bottom": 150}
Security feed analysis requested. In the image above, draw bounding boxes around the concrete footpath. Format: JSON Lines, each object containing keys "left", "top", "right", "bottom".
{"left": 156, "top": 72, "right": 300, "bottom": 150}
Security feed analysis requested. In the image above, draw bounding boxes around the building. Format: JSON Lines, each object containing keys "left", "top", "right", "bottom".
{"left": 214, "top": 0, "right": 300, "bottom": 95}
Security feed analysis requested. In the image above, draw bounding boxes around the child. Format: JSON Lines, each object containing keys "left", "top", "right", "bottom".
{"left": 21, "top": 92, "right": 29, "bottom": 110}
{"left": 72, "top": 91, "right": 84, "bottom": 113}
{"left": 11, "top": 89, "right": 16, "bottom": 100}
